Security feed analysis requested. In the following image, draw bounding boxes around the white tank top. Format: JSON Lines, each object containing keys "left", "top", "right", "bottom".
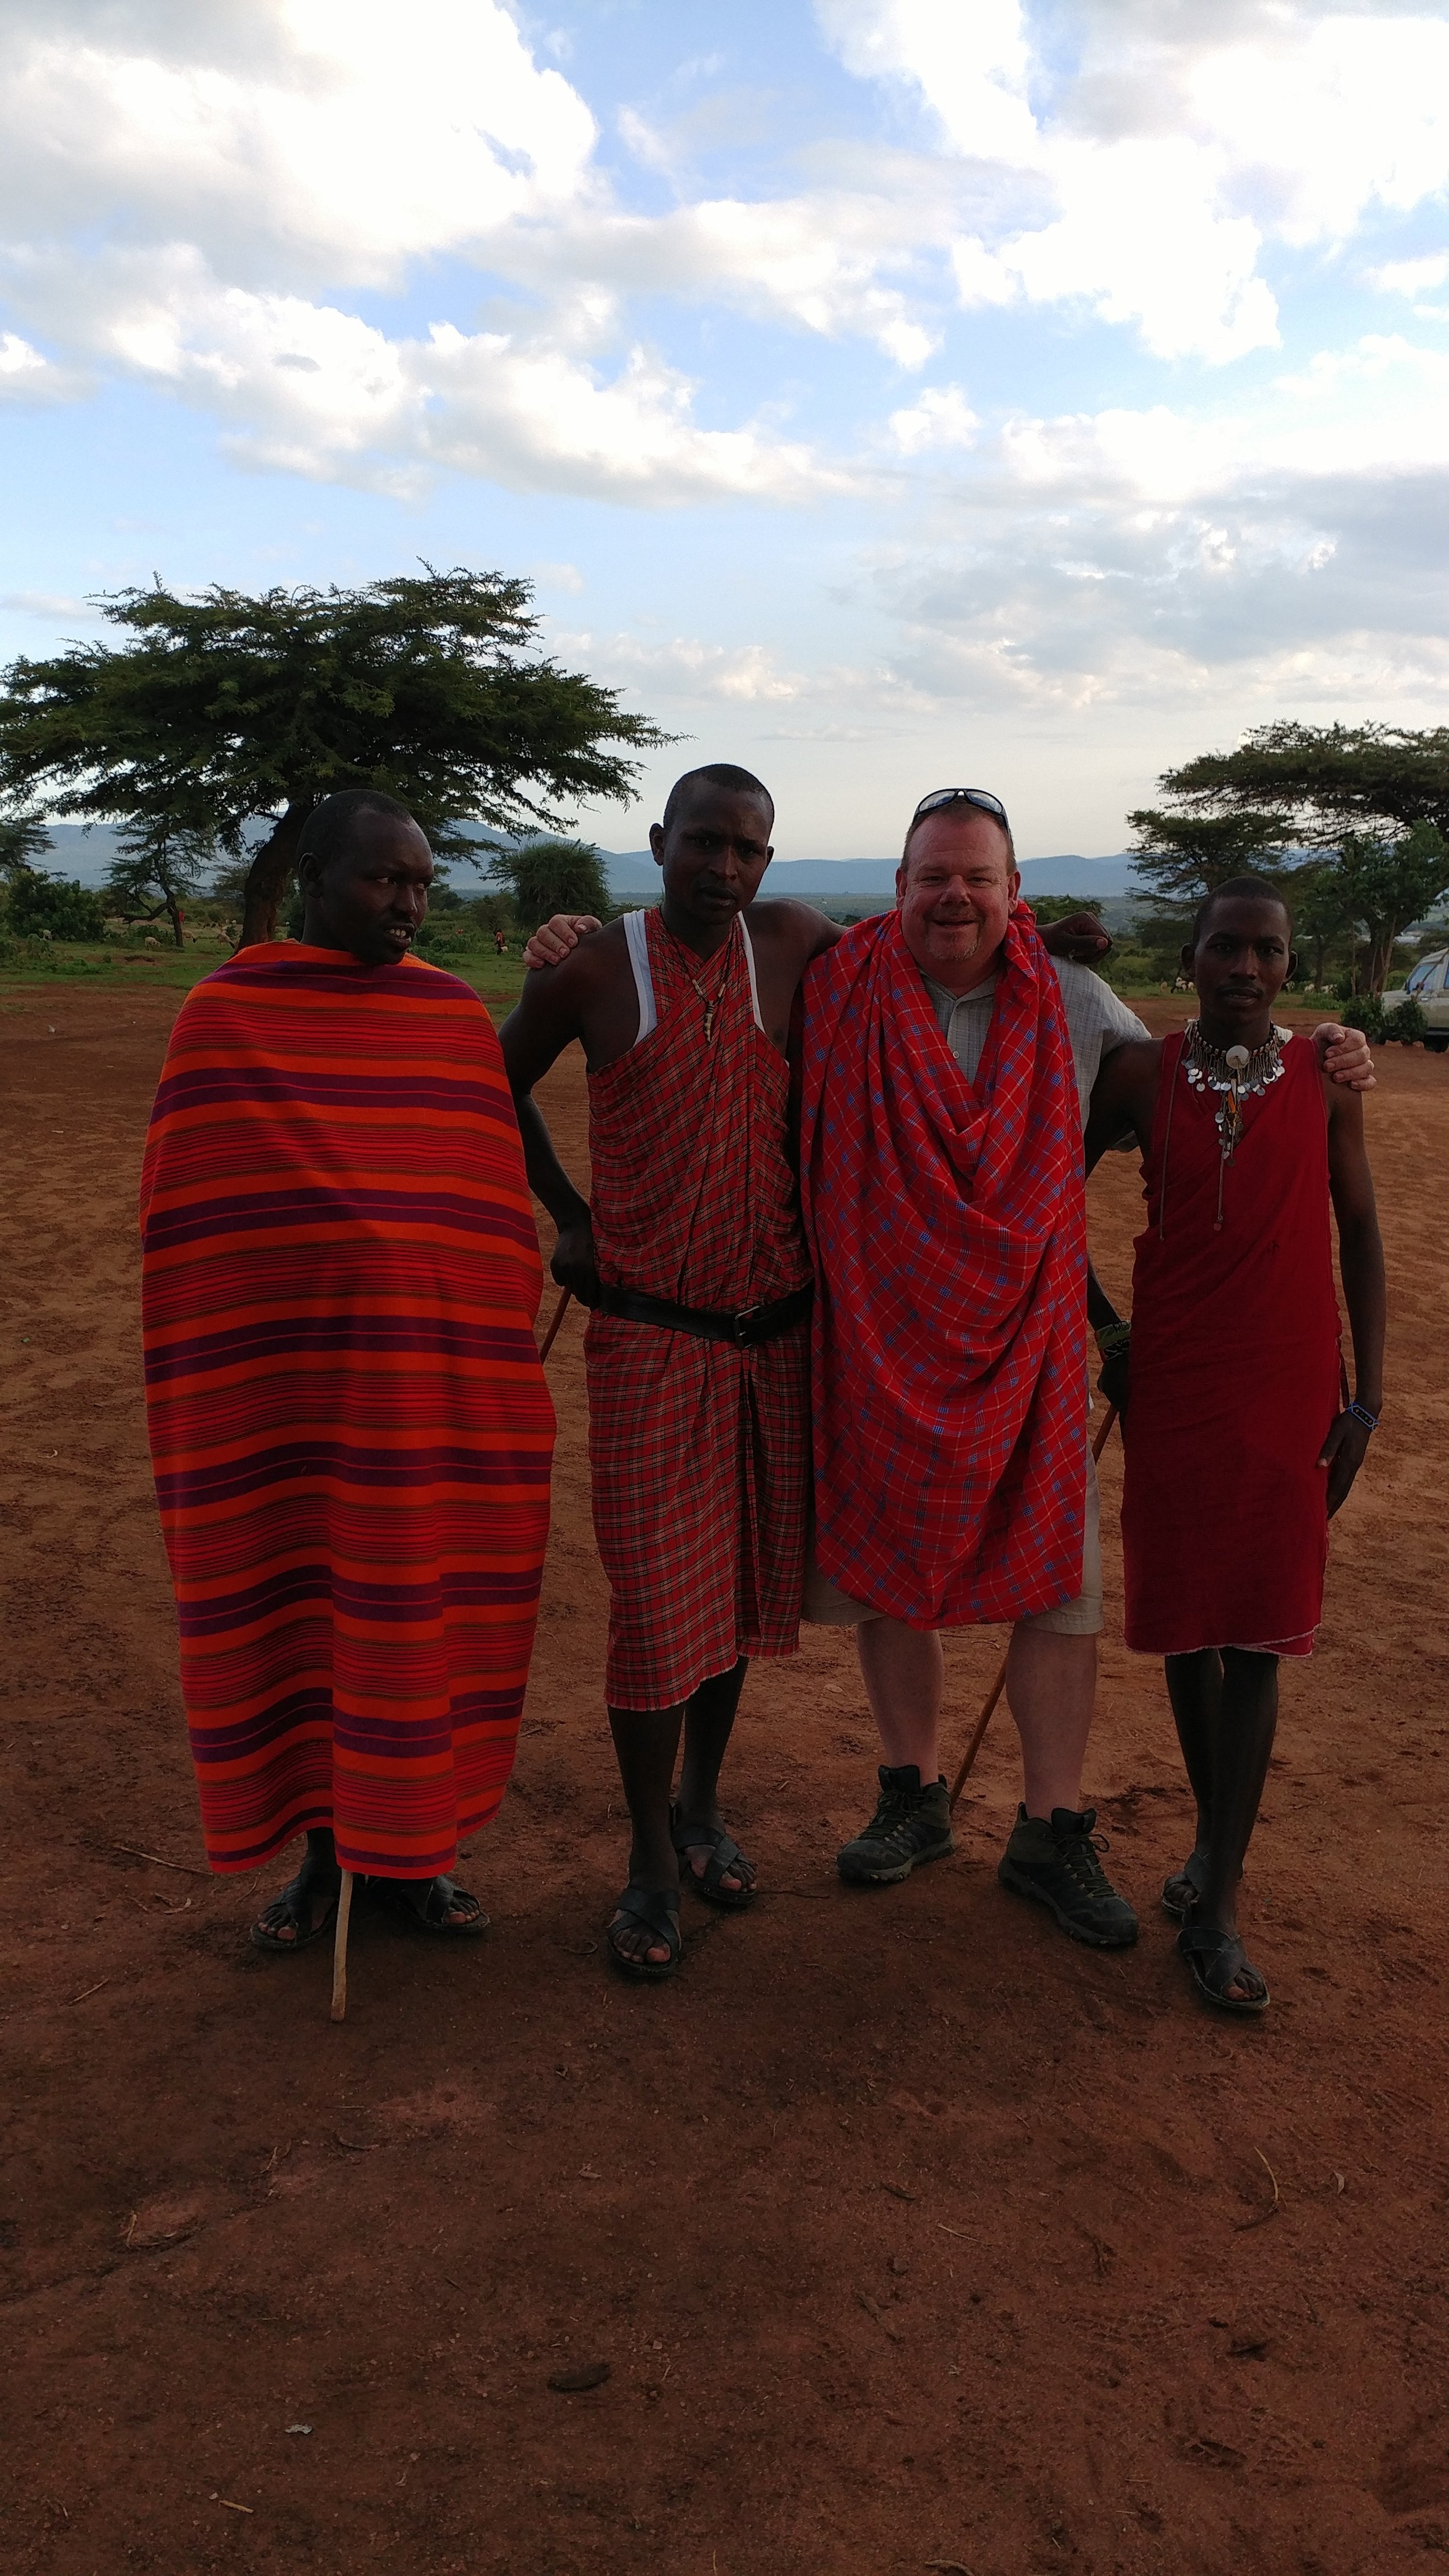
{"left": 622, "top": 909, "right": 765, "bottom": 1049}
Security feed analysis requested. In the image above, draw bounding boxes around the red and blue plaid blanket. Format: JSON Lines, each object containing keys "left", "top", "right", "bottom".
{"left": 799, "top": 905, "right": 1087, "bottom": 1626}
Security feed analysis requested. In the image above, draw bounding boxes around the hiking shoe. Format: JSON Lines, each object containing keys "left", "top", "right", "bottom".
{"left": 997, "top": 1805, "right": 1138, "bottom": 1949}
{"left": 837, "top": 1765, "right": 955, "bottom": 1886}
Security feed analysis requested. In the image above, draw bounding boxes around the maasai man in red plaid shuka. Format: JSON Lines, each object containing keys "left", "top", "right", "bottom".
{"left": 503, "top": 767, "right": 842, "bottom": 1979}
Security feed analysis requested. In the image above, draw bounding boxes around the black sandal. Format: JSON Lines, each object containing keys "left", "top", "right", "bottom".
{"left": 250, "top": 1867, "right": 339, "bottom": 1954}
{"left": 1163, "top": 1852, "right": 1243, "bottom": 1921}
{"left": 607, "top": 1887, "right": 682, "bottom": 1982}
{"left": 1177, "top": 1920, "right": 1269, "bottom": 2015}
{"left": 1162, "top": 1850, "right": 1208, "bottom": 1920}
{"left": 362, "top": 1875, "right": 489, "bottom": 1936}
{"left": 669, "top": 1808, "right": 756, "bottom": 1910}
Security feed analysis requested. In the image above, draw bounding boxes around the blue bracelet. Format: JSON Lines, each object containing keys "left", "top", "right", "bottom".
{"left": 1347, "top": 1400, "right": 1379, "bottom": 1431}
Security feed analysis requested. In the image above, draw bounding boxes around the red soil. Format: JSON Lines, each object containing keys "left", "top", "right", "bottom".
{"left": 2, "top": 984, "right": 1446, "bottom": 2576}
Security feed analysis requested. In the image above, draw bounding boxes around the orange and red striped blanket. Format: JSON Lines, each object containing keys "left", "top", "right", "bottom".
{"left": 139, "top": 944, "right": 555, "bottom": 1878}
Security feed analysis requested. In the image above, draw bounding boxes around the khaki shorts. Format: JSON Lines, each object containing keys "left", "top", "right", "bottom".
{"left": 802, "top": 1427, "right": 1102, "bottom": 1637}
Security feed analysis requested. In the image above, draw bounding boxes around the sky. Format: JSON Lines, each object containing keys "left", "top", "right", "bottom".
{"left": 2, "top": 0, "right": 1448, "bottom": 862}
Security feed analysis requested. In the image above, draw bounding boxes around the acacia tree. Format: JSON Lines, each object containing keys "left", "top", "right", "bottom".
{"left": 1333, "top": 823, "right": 1449, "bottom": 994}
{"left": 0, "top": 569, "right": 671, "bottom": 946}
{"left": 486, "top": 837, "right": 612, "bottom": 931}
{"left": 0, "top": 809, "right": 52, "bottom": 881}
{"left": 104, "top": 815, "right": 217, "bottom": 948}
{"left": 1125, "top": 806, "right": 1294, "bottom": 901}
{"left": 1160, "top": 721, "right": 1449, "bottom": 840}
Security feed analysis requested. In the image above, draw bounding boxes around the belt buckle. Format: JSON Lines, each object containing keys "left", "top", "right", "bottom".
{"left": 732, "top": 1302, "right": 764, "bottom": 1345}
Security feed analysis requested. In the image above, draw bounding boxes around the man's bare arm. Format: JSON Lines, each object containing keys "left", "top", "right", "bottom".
{"left": 1320, "top": 1082, "right": 1386, "bottom": 1516}
{"left": 498, "top": 964, "right": 601, "bottom": 1304}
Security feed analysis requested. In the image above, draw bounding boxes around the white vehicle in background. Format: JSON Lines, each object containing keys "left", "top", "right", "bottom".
{"left": 1381, "top": 947, "right": 1449, "bottom": 1051}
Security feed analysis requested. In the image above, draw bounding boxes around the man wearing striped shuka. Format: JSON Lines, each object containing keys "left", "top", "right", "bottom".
{"left": 140, "top": 792, "right": 555, "bottom": 1954}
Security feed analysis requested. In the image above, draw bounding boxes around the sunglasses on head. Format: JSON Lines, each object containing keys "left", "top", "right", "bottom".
{"left": 911, "top": 787, "right": 1010, "bottom": 827}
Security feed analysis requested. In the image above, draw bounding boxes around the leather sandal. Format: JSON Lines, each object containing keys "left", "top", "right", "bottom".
{"left": 607, "top": 1887, "right": 682, "bottom": 1981}
{"left": 1178, "top": 1920, "right": 1269, "bottom": 2015}
{"left": 669, "top": 1807, "right": 756, "bottom": 1909}
{"left": 362, "top": 1875, "right": 489, "bottom": 1935}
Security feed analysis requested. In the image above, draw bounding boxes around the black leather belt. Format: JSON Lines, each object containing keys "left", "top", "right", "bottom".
{"left": 596, "top": 1281, "right": 813, "bottom": 1347}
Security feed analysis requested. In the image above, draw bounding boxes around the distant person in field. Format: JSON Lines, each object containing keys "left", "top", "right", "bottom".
{"left": 1084, "top": 878, "right": 1385, "bottom": 2012}
{"left": 494, "top": 927, "right": 508, "bottom": 955}
{"left": 140, "top": 790, "right": 555, "bottom": 1954}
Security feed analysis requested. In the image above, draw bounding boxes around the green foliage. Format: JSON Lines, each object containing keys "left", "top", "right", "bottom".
{"left": 4, "top": 869, "right": 105, "bottom": 938}
{"left": 484, "top": 837, "right": 612, "bottom": 931}
{"left": 1029, "top": 894, "right": 1105, "bottom": 923}
{"left": 0, "top": 568, "right": 671, "bottom": 945}
{"left": 1384, "top": 994, "right": 1429, "bottom": 1045}
{"left": 1157, "top": 721, "right": 1449, "bottom": 841}
{"left": 1126, "top": 807, "right": 1293, "bottom": 900}
{"left": 1339, "top": 993, "right": 1385, "bottom": 1042}
{"left": 0, "top": 809, "right": 53, "bottom": 881}
{"left": 104, "top": 814, "right": 216, "bottom": 947}
{"left": 1331, "top": 824, "right": 1449, "bottom": 994}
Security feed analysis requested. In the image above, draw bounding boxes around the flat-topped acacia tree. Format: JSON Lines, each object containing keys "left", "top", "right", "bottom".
{"left": 0, "top": 568, "right": 670, "bottom": 946}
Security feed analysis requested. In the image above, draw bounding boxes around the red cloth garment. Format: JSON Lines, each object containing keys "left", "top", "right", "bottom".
{"left": 799, "top": 906, "right": 1087, "bottom": 1626}
{"left": 140, "top": 946, "right": 555, "bottom": 1877}
{"left": 1121, "top": 1031, "right": 1341, "bottom": 1657}
{"left": 585, "top": 911, "right": 813, "bottom": 1710}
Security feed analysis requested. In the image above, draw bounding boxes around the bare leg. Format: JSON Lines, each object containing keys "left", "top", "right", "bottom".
{"left": 855, "top": 1618, "right": 944, "bottom": 1777}
{"left": 1166, "top": 1647, "right": 1277, "bottom": 2006}
{"left": 1005, "top": 1627, "right": 1098, "bottom": 1816}
{"left": 675, "top": 1657, "right": 754, "bottom": 1895}
{"left": 607, "top": 1703, "right": 684, "bottom": 1966}
{"left": 1164, "top": 1648, "right": 1221, "bottom": 1861}
{"left": 1195, "top": 1650, "right": 1277, "bottom": 1933}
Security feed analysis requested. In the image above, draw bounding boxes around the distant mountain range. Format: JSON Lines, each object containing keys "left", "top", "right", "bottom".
{"left": 33, "top": 822, "right": 1144, "bottom": 906}
{"left": 591, "top": 849, "right": 1142, "bottom": 903}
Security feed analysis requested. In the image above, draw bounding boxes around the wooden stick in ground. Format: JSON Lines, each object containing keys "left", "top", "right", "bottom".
{"left": 330, "top": 1869, "right": 354, "bottom": 2023}
{"left": 538, "top": 1285, "right": 573, "bottom": 1363}
{"left": 947, "top": 1402, "right": 1120, "bottom": 1812}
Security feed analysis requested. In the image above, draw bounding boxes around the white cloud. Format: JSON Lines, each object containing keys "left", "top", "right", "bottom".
{"left": 889, "top": 383, "right": 979, "bottom": 455}
{"left": 1367, "top": 252, "right": 1449, "bottom": 296}
{"left": 820, "top": 1, "right": 1449, "bottom": 364}
{"left": 0, "top": 0, "right": 598, "bottom": 290}
{"left": 0, "top": 329, "right": 81, "bottom": 402}
{"left": 0, "top": 241, "right": 849, "bottom": 504}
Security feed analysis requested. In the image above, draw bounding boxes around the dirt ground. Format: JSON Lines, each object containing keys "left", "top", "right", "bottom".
{"left": 2, "top": 982, "right": 1446, "bottom": 2576}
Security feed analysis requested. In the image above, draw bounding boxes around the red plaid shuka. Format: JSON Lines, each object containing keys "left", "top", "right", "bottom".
{"left": 799, "top": 906, "right": 1087, "bottom": 1626}
{"left": 584, "top": 910, "right": 813, "bottom": 1711}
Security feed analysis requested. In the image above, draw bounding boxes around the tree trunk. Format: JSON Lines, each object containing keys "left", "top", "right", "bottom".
{"left": 166, "top": 890, "right": 184, "bottom": 948}
{"left": 238, "top": 799, "right": 312, "bottom": 949}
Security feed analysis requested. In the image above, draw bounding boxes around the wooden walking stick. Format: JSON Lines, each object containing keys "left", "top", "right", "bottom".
{"left": 538, "top": 1285, "right": 573, "bottom": 1363}
{"left": 947, "top": 1403, "right": 1119, "bottom": 1813}
{"left": 330, "top": 1869, "right": 354, "bottom": 2022}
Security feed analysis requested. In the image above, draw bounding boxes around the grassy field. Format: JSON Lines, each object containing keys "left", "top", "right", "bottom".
{"left": 0, "top": 925, "right": 1366, "bottom": 1011}
{"left": 0, "top": 929, "right": 530, "bottom": 1006}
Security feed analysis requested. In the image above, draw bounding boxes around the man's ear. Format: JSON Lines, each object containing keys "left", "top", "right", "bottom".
{"left": 1286, "top": 946, "right": 1299, "bottom": 985}
{"left": 649, "top": 823, "right": 666, "bottom": 866}
{"left": 1179, "top": 945, "right": 1195, "bottom": 979}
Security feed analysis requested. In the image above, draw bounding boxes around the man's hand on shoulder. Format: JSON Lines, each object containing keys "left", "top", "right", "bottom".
{"left": 1040, "top": 911, "right": 1112, "bottom": 965}
{"left": 523, "top": 914, "right": 603, "bottom": 971}
{"left": 1312, "top": 1022, "right": 1375, "bottom": 1091}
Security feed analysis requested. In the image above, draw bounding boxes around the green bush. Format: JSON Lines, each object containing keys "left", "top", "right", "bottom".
{"left": 1339, "top": 993, "right": 1385, "bottom": 1042}
{"left": 5, "top": 870, "right": 105, "bottom": 938}
{"left": 1384, "top": 994, "right": 1429, "bottom": 1045}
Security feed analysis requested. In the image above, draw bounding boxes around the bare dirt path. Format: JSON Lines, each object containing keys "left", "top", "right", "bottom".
{"left": 2, "top": 983, "right": 1446, "bottom": 2576}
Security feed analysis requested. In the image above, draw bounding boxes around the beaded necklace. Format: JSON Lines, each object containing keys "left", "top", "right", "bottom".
{"left": 1162, "top": 1019, "right": 1291, "bottom": 1234}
